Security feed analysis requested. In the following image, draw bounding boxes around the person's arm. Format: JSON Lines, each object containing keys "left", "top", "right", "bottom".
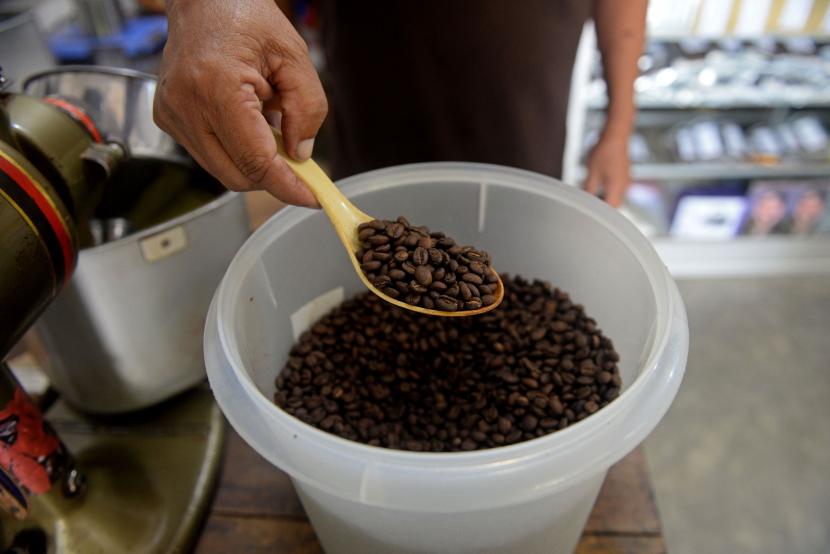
{"left": 584, "top": 0, "right": 647, "bottom": 207}
{"left": 154, "top": 0, "right": 326, "bottom": 207}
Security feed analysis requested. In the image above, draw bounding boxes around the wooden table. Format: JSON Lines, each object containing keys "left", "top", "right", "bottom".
{"left": 194, "top": 427, "right": 666, "bottom": 553}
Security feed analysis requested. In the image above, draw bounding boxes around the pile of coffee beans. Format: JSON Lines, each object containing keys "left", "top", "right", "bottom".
{"left": 356, "top": 217, "right": 498, "bottom": 312}
{"left": 274, "top": 275, "right": 622, "bottom": 452}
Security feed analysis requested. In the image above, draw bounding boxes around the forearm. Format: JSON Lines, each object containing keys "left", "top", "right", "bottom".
{"left": 593, "top": 0, "right": 647, "bottom": 139}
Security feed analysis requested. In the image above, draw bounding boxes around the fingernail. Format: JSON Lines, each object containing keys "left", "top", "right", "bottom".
{"left": 265, "top": 110, "right": 282, "bottom": 128}
{"left": 297, "top": 138, "right": 315, "bottom": 161}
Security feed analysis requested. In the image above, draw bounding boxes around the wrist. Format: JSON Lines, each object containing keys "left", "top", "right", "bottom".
{"left": 600, "top": 118, "right": 633, "bottom": 143}
{"left": 599, "top": 125, "right": 631, "bottom": 145}
{"left": 601, "top": 99, "right": 635, "bottom": 141}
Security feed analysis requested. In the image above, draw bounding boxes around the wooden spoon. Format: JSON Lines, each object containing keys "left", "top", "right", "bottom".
{"left": 271, "top": 128, "right": 503, "bottom": 316}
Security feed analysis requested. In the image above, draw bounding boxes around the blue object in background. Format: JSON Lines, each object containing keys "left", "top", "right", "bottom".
{"left": 49, "top": 16, "right": 167, "bottom": 63}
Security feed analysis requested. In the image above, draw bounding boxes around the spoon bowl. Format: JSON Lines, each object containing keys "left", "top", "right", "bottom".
{"left": 271, "top": 128, "right": 504, "bottom": 316}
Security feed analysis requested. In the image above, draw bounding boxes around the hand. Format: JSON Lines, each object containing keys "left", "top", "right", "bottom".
{"left": 153, "top": 0, "right": 327, "bottom": 207}
{"left": 584, "top": 133, "right": 631, "bottom": 208}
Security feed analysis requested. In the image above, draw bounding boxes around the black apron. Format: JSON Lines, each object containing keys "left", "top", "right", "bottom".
{"left": 317, "top": 0, "right": 591, "bottom": 180}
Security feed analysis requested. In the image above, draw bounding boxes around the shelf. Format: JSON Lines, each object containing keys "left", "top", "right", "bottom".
{"left": 588, "top": 97, "right": 830, "bottom": 111}
{"left": 652, "top": 236, "right": 830, "bottom": 277}
{"left": 574, "top": 162, "right": 830, "bottom": 182}
{"left": 645, "top": 32, "right": 830, "bottom": 42}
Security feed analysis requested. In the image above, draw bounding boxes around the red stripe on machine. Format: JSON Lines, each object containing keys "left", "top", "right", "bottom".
{"left": 0, "top": 153, "right": 74, "bottom": 279}
{"left": 43, "top": 98, "right": 104, "bottom": 144}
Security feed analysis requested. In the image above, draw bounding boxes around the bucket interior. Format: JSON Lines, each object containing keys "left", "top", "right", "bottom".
{"left": 228, "top": 169, "right": 659, "bottom": 404}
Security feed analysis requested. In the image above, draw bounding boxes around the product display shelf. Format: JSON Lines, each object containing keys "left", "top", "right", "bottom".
{"left": 573, "top": 162, "right": 830, "bottom": 182}
{"left": 588, "top": 97, "right": 830, "bottom": 111}
{"left": 564, "top": 25, "right": 830, "bottom": 278}
{"left": 652, "top": 235, "right": 830, "bottom": 277}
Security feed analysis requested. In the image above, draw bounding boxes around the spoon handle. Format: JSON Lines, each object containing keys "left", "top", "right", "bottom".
{"left": 271, "top": 127, "right": 371, "bottom": 252}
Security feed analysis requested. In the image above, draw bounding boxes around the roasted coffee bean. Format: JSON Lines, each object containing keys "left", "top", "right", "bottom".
{"left": 373, "top": 276, "right": 392, "bottom": 289}
{"left": 520, "top": 415, "right": 538, "bottom": 431}
{"left": 436, "top": 295, "right": 459, "bottom": 311}
{"left": 461, "top": 439, "right": 477, "bottom": 451}
{"left": 394, "top": 250, "right": 409, "bottom": 262}
{"left": 465, "top": 298, "right": 483, "bottom": 310}
{"left": 459, "top": 282, "right": 472, "bottom": 301}
{"left": 428, "top": 248, "right": 443, "bottom": 264}
{"left": 358, "top": 228, "right": 376, "bottom": 241}
{"left": 361, "top": 261, "right": 382, "bottom": 272}
{"left": 386, "top": 223, "right": 405, "bottom": 238}
{"left": 461, "top": 272, "right": 483, "bottom": 285}
{"left": 469, "top": 261, "right": 486, "bottom": 275}
{"left": 417, "top": 236, "right": 433, "bottom": 249}
{"left": 367, "top": 235, "right": 390, "bottom": 246}
{"left": 479, "top": 284, "right": 495, "bottom": 295}
{"left": 430, "top": 281, "right": 447, "bottom": 292}
{"left": 395, "top": 281, "right": 410, "bottom": 294}
{"left": 413, "top": 247, "right": 429, "bottom": 266}
{"left": 414, "top": 266, "right": 433, "bottom": 286}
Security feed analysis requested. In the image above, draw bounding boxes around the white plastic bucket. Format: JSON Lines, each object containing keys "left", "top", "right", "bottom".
{"left": 205, "top": 163, "right": 688, "bottom": 554}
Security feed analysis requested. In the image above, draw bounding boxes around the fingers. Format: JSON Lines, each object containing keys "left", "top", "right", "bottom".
{"left": 583, "top": 166, "right": 629, "bottom": 207}
{"left": 210, "top": 84, "right": 318, "bottom": 207}
{"left": 584, "top": 166, "right": 601, "bottom": 197}
{"left": 270, "top": 47, "right": 328, "bottom": 161}
{"left": 583, "top": 136, "right": 630, "bottom": 207}
{"left": 210, "top": 82, "right": 319, "bottom": 207}
{"left": 604, "top": 177, "right": 628, "bottom": 208}
{"left": 155, "top": 84, "right": 319, "bottom": 207}
{"left": 203, "top": 127, "right": 319, "bottom": 207}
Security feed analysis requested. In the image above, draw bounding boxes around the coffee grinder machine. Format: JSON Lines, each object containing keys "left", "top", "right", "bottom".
{"left": 0, "top": 66, "right": 235, "bottom": 553}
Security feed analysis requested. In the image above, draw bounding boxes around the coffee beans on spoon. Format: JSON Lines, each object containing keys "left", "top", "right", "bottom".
{"left": 273, "top": 275, "right": 622, "bottom": 452}
{"left": 356, "top": 217, "right": 498, "bottom": 312}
